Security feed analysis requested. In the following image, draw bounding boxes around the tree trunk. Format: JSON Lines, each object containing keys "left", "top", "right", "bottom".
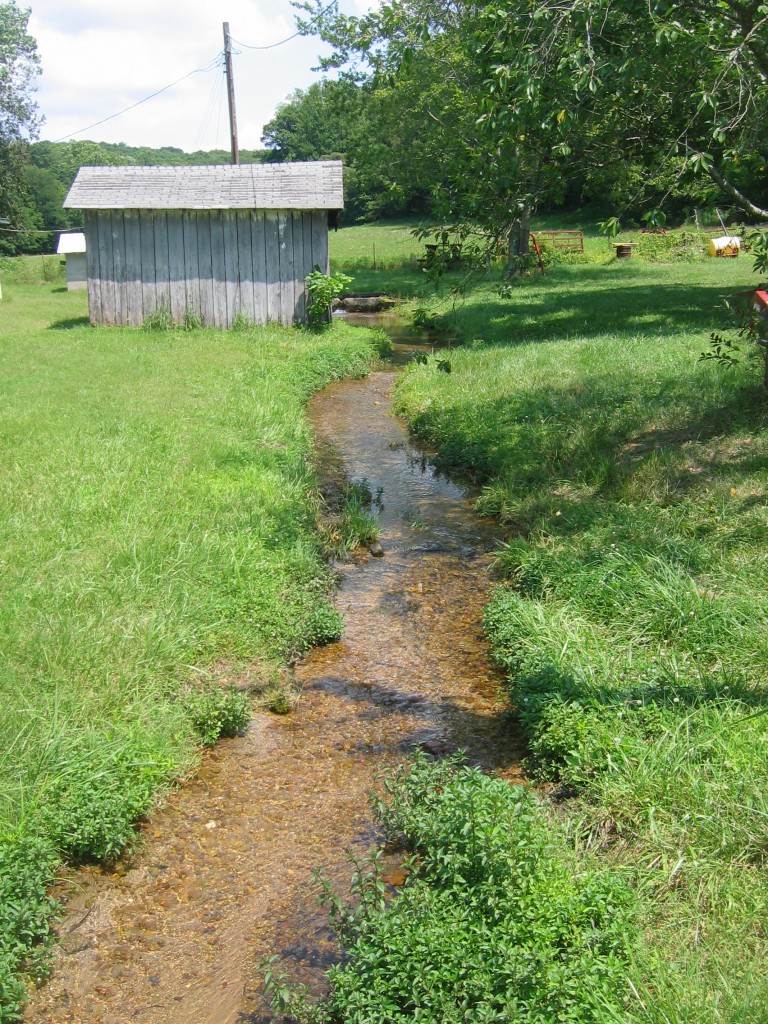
{"left": 506, "top": 204, "right": 532, "bottom": 276}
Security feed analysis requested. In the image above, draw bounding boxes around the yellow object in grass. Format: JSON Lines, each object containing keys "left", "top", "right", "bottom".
{"left": 709, "top": 236, "right": 741, "bottom": 257}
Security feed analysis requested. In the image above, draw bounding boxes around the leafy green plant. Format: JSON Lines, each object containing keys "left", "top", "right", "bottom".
{"left": 598, "top": 216, "right": 622, "bottom": 237}
{"left": 305, "top": 269, "right": 353, "bottom": 328}
{"left": 339, "top": 479, "right": 379, "bottom": 547}
{"left": 266, "top": 754, "right": 637, "bottom": 1023}
{"left": 182, "top": 311, "right": 204, "bottom": 330}
{"left": 320, "top": 478, "right": 380, "bottom": 556}
{"left": 641, "top": 209, "right": 667, "bottom": 230}
{"left": 262, "top": 683, "right": 295, "bottom": 715}
{"left": 701, "top": 290, "right": 768, "bottom": 388}
{"left": 410, "top": 304, "right": 441, "bottom": 329}
{"left": 0, "top": 832, "right": 59, "bottom": 1023}
{"left": 181, "top": 685, "right": 251, "bottom": 747}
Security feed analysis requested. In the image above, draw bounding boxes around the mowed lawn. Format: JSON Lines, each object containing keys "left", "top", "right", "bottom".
{"left": 0, "top": 263, "right": 376, "bottom": 1017}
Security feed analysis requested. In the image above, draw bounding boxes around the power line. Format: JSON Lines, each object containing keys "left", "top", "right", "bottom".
{"left": 232, "top": 0, "right": 338, "bottom": 51}
{"left": 51, "top": 54, "right": 223, "bottom": 144}
{"left": 193, "top": 61, "right": 226, "bottom": 151}
{"left": 45, "top": 2, "right": 340, "bottom": 147}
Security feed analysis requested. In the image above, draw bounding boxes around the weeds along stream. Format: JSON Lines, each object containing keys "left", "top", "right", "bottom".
{"left": 23, "top": 315, "right": 522, "bottom": 1024}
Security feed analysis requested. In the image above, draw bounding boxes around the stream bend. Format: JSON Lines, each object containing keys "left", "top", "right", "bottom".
{"left": 23, "top": 324, "right": 522, "bottom": 1024}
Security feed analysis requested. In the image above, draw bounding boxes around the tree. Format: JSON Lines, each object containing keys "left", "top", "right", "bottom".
{"left": 0, "top": 0, "right": 41, "bottom": 252}
{"left": 262, "top": 78, "right": 426, "bottom": 221}
{"left": 297, "top": 0, "right": 601, "bottom": 265}
{"left": 476, "top": 0, "right": 768, "bottom": 222}
{"left": 298, "top": 0, "right": 768, "bottom": 258}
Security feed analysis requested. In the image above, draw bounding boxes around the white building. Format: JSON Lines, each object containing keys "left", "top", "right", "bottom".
{"left": 57, "top": 232, "right": 87, "bottom": 291}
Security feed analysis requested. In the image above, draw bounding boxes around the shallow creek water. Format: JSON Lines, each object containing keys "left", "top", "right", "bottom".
{"left": 24, "top": 314, "right": 522, "bottom": 1024}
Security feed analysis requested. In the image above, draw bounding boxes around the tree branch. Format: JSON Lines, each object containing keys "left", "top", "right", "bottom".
{"left": 706, "top": 162, "right": 768, "bottom": 219}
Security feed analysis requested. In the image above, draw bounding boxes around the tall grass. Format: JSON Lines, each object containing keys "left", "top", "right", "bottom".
{"left": 0, "top": 276, "right": 377, "bottom": 1019}
{"left": 386, "top": 244, "right": 768, "bottom": 1020}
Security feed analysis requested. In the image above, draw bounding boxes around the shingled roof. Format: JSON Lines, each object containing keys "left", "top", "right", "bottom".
{"left": 63, "top": 160, "right": 344, "bottom": 211}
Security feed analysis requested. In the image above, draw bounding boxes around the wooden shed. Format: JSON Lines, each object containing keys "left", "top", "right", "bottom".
{"left": 63, "top": 161, "right": 343, "bottom": 328}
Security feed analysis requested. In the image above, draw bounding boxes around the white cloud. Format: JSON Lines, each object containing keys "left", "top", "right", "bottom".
{"left": 27, "top": 0, "right": 376, "bottom": 152}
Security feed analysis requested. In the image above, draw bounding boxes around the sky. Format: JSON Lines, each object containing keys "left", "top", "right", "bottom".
{"left": 27, "top": 0, "right": 374, "bottom": 153}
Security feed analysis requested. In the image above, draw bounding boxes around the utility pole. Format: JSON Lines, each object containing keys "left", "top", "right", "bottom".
{"left": 223, "top": 22, "right": 239, "bottom": 165}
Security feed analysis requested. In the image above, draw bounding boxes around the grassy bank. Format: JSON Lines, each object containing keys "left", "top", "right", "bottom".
{"left": 324, "top": 223, "right": 768, "bottom": 1020}
{"left": 0, "top": 260, "right": 377, "bottom": 1019}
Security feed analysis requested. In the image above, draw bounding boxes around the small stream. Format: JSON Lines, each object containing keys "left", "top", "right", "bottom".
{"left": 24, "top": 314, "right": 522, "bottom": 1024}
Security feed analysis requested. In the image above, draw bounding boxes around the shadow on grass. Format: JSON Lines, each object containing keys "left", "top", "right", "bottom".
{"left": 512, "top": 659, "right": 768, "bottom": 719}
{"left": 449, "top": 275, "right": 740, "bottom": 347}
{"left": 48, "top": 315, "right": 91, "bottom": 330}
{"left": 335, "top": 257, "right": 744, "bottom": 344}
{"left": 409, "top": 370, "right": 768, "bottom": 497}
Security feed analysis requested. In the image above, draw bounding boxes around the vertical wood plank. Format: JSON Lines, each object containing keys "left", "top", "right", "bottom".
{"left": 197, "top": 214, "right": 215, "bottom": 326}
{"left": 311, "top": 212, "right": 329, "bottom": 275}
{"left": 264, "top": 212, "right": 280, "bottom": 323}
{"left": 277, "top": 211, "right": 295, "bottom": 325}
{"left": 251, "top": 212, "right": 268, "bottom": 324}
{"left": 236, "top": 212, "right": 255, "bottom": 322}
{"left": 153, "top": 212, "right": 171, "bottom": 317}
{"left": 302, "top": 211, "right": 315, "bottom": 274}
{"left": 223, "top": 211, "right": 240, "bottom": 327}
{"left": 291, "top": 212, "right": 306, "bottom": 322}
{"left": 210, "top": 212, "right": 228, "bottom": 329}
{"left": 139, "top": 210, "right": 157, "bottom": 320}
{"left": 123, "top": 211, "right": 143, "bottom": 326}
{"left": 182, "top": 212, "right": 200, "bottom": 322}
{"left": 167, "top": 212, "right": 187, "bottom": 323}
{"left": 84, "top": 211, "right": 102, "bottom": 325}
{"left": 111, "top": 211, "right": 127, "bottom": 325}
{"left": 96, "top": 212, "right": 115, "bottom": 325}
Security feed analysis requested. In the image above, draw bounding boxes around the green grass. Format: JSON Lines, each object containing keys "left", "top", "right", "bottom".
{"left": 334, "top": 224, "right": 768, "bottom": 1021}
{"left": 0, "top": 264, "right": 378, "bottom": 1019}
{"left": 329, "top": 213, "right": 739, "bottom": 298}
{"left": 330, "top": 218, "right": 430, "bottom": 296}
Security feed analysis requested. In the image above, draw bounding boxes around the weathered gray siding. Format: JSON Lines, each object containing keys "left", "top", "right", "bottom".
{"left": 82, "top": 208, "right": 330, "bottom": 328}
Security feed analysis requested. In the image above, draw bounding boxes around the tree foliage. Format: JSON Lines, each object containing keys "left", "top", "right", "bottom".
{"left": 262, "top": 78, "right": 429, "bottom": 221}
{"left": 297, "top": 0, "right": 768, "bottom": 238}
{"left": 0, "top": 0, "right": 39, "bottom": 147}
{"left": 0, "top": 0, "right": 41, "bottom": 253}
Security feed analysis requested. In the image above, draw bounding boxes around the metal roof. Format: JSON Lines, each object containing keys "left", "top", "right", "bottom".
{"left": 63, "top": 161, "right": 344, "bottom": 211}
{"left": 56, "top": 232, "right": 86, "bottom": 254}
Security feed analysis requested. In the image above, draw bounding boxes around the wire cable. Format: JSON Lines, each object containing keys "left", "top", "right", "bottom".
{"left": 193, "top": 61, "right": 226, "bottom": 150}
{"left": 51, "top": 54, "right": 223, "bottom": 144}
{"left": 232, "top": 0, "right": 338, "bottom": 51}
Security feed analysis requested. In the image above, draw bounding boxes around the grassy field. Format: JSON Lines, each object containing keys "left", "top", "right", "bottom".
{"left": 329, "top": 211, "right": 734, "bottom": 294}
{"left": 0, "top": 258, "right": 378, "bottom": 1020}
{"left": 319, "top": 224, "right": 768, "bottom": 1022}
